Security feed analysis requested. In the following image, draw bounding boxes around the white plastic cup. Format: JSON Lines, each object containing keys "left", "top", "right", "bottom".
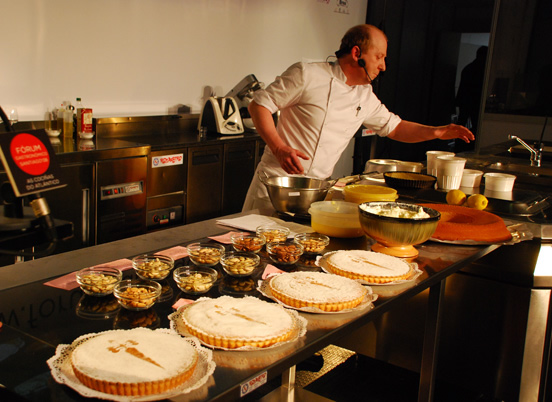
{"left": 460, "top": 169, "right": 483, "bottom": 188}
{"left": 483, "top": 173, "right": 516, "bottom": 192}
{"left": 435, "top": 156, "right": 466, "bottom": 190}
{"left": 426, "top": 151, "right": 454, "bottom": 176}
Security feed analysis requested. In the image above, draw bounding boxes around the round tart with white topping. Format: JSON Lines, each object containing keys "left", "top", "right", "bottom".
{"left": 179, "top": 296, "right": 299, "bottom": 349}
{"left": 325, "top": 250, "right": 412, "bottom": 284}
{"left": 70, "top": 328, "right": 198, "bottom": 397}
{"left": 268, "top": 271, "right": 368, "bottom": 312}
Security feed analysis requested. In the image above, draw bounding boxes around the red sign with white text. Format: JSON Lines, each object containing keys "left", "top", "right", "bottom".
{"left": 0, "top": 129, "right": 66, "bottom": 196}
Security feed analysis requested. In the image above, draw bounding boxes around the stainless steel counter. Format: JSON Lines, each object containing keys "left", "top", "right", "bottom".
{"left": 0, "top": 209, "right": 498, "bottom": 401}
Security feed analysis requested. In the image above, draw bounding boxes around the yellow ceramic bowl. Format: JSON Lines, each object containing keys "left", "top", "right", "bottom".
{"left": 343, "top": 184, "right": 398, "bottom": 204}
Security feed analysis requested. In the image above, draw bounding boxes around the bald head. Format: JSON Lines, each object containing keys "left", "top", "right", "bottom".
{"left": 336, "top": 24, "right": 387, "bottom": 59}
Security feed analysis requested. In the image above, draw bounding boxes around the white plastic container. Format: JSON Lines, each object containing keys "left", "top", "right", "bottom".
{"left": 460, "top": 169, "right": 483, "bottom": 188}
{"left": 426, "top": 151, "right": 454, "bottom": 176}
{"left": 308, "top": 201, "right": 363, "bottom": 238}
{"left": 435, "top": 156, "right": 466, "bottom": 190}
{"left": 484, "top": 173, "right": 516, "bottom": 192}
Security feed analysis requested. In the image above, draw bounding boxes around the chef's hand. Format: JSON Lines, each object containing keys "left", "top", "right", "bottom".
{"left": 274, "top": 145, "right": 310, "bottom": 175}
{"left": 435, "top": 124, "right": 475, "bottom": 143}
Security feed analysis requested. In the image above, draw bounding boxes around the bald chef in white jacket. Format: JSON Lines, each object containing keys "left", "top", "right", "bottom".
{"left": 242, "top": 24, "right": 473, "bottom": 212}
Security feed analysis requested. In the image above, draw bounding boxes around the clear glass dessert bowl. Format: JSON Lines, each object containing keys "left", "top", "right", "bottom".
{"left": 220, "top": 252, "right": 261, "bottom": 277}
{"left": 76, "top": 266, "right": 123, "bottom": 297}
{"left": 113, "top": 279, "right": 162, "bottom": 311}
{"left": 266, "top": 240, "right": 304, "bottom": 266}
{"left": 132, "top": 254, "right": 174, "bottom": 280}
{"left": 186, "top": 242, "right": 225, "bottom": 267}
{"left": 294, "top": 232, "right": 330, "bottom": 254}
{"left": 173, "top": 266, "right": 218, "bottom": 295}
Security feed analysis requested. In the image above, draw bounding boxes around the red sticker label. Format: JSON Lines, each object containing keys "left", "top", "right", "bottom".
{"left": 10, "top": 133, "right": 50, "bottom": 175}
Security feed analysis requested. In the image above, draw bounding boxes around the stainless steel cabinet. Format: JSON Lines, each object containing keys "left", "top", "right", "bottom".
{"left": 46, "top": 163, "right": 94, "bottom": 253}
{"left": 222, "top": 140, "right": 256, "bottom": 215}
{"left": 146, "top": 148, "right": 187, "bottom": 230}
{"left": 186, "top": 144, "right": 223, "bottom": 223}
{"left": 96, "top": 156, "right": 147, "bottom": 244}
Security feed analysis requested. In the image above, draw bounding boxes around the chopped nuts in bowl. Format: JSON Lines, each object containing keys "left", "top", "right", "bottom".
{"left": 186, "top": 242, "right": 225, "bottom": 267}
{"left": 294, "top": 232, "right": 330, "bottom": 254}
{"left": 113, "top": 279, "right": 161, "bottom": 311}
{"left": 266, "top": 240, "right": 304, "bottom": 266}
{"left": 76, "top": 266, "right": 123, "bottom": 297}
{"left": 231, "top": 233, "right": 266, "bottom": 253}
{"left": 220, "top": 252, "right": 261, "bottom": 277}
{"left": 255, "top": 225, "right": 290, "bottom": 243}
{"left": 173, "top": 266, "right": 218, "bottom": 295}
{"left": 132, "top": 254, "right": 174, "bottom": 280}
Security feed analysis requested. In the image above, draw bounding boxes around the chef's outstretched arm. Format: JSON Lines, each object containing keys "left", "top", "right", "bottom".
{"left": 248, "top": 101, "right": 309, "bottom": 174}
{"left": 388, "top": 121, "right": 475, "bottom": 143}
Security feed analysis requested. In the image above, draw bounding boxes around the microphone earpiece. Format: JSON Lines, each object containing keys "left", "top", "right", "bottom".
{"left": 356, "top": 46, "right": 373, "bottom": 83}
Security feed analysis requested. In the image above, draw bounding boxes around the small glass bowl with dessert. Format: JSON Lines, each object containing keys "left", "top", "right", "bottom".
{"left": 132, "top": 254, "right": 174, "bottom": 281}
{"left": 256, "top": 225, "right": 290, "bottom": 243}
{"left": 76, "top": 266, "right": 123, "bottom": 297}
{"left": 113, "top": 279, "right": 162, "bottom": 311}
{"left": 230, "top": 233, "right": 266, "bottom": 253}
{"left": 294, "top": 232, "right": 330, "bottom": 255}
{"left": 173, "top": 266, "right": 218, "bottom": 295}
{"left": 220, "top": 252, "right": 261, "bottom": 277}
{"left": 186, "top": 242, "right": 225, "bottom": 267}
{"left": 266, "top": 240, "right": 304, "bottom": 266}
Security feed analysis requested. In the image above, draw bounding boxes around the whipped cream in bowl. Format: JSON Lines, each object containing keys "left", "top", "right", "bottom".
{"left": 358, "top": 201, "right": 441, "bottom": 258}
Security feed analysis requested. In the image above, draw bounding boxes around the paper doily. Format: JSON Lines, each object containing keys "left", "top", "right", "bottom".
{"left": 47, "top": 328, "right": 215, "bottom": 402}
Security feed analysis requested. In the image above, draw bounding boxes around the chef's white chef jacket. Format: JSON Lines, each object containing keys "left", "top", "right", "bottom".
{"left": 242, "top": 61, "right": 402, "bottom": 212}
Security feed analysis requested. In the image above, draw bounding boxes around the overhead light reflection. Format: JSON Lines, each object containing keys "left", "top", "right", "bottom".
{"left": 534, "top": 244, "right": 552, "bottom": 277}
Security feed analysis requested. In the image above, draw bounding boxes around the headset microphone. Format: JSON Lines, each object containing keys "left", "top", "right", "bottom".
{"left": 358, "top": 58, "right": 373, "bottom": 83}
{"left": 357, "top": 50, "right": 373, "bottom": 83}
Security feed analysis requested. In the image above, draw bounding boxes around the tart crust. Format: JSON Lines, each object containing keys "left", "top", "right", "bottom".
{"left": 268, "top": 271, "right": 367, "bottom": 312}
{"left": 70, "top": 328, "right": 198, "bottom": 397}
{"left": 181, "top": 296, "right": 296, "bottom": 349}
{"left": 326, "top": 250, "right": 412, "bottom": 284}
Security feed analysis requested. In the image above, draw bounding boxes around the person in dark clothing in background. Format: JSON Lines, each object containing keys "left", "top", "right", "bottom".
{"left": 455, "top": 46, "right": 488, "bottom": 152}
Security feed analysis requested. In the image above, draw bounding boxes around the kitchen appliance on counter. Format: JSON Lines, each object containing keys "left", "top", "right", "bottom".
{"left": 198, "top": 96, "right": 244, "bottom": 135}
{"left": 225, "top": 74, "right": 264, "bottom": 132}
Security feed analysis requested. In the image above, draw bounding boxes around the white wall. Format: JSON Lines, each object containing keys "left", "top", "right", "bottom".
{"left": 0, "top": 0, "right": 367, "bottom": 121}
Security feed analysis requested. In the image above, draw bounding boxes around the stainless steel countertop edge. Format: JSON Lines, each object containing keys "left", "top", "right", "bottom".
{"left": 0, "top": 210, "right": 251, "bottom": 292}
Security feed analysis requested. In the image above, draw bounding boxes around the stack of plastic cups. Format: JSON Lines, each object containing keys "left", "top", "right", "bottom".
{"left": 435, "top": 156, "right": 467, "bottom": 190}
{"left": 426, "top": 151, "right": 454, "bottom": 177}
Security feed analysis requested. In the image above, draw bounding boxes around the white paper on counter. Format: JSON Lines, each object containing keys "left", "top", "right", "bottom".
{"left": 216, "top": 214, "right": 313, "bottom": 237}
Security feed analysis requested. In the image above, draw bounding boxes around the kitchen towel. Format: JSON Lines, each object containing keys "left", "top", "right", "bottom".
{"left": 216, "top": 214, "right": 312, "bottom": 236}
{"left": 208, "top": 231, "right": 249, "bottom": 244}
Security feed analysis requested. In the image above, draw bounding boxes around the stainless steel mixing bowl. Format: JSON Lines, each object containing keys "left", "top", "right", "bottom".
{"left": 259, "top": 172, "right": 334, "bottom": 215}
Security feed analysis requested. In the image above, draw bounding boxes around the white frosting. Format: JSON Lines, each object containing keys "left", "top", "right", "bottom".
{"left": 183, "top": 296, "right": 293, "bottom": 340}
{"left": 270, "top": 272, "right": 366, "bottom": 303}
{"left": 71, "top": 328, "right": 197, "bottom": 383}
{"left": 360, "top": 204, "right": 429, "bottom": 219}
{"left": 328, "top": 250, "right": 410, "bottom": 277}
